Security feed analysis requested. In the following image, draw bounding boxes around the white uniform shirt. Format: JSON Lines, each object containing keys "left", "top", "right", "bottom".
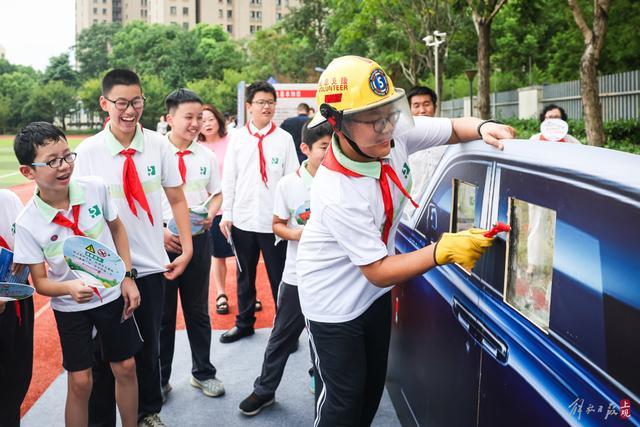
{"left": 0, "top": 189, "right": 23, "bottom": 249}
{"left": 161, "top": 137, "right": 221, "bottom": 221}
{"left": 273, "top": 160, "right": 313, "bottom": 286}
{"left": 297, "top": 117, "right": 452, "bottom": 323}
{"left": 13, "top": 177, "right": 121, "bottom": 312}
{"left": 221, "top": 122, "right": 299, "bottom": 233}
{"left": 74, "top": 124, "right": 182, "bottom": 277}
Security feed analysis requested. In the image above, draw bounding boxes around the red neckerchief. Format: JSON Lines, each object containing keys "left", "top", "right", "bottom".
{"left": 321, "top": 143, "right": 418, "bottom": 244}
{"left": 246, "top": 122, "right": 277, "bottom": 187}
{"left": 119, "top": 149, "right": 154, "bottom": 225}
{"left": 0, "top": 234, "right": 23, "bottom": 325}
{"left": 539, "top": 134, "right": 566, "bottom": 142}
{"left": 52, "top": 204, "right": 86, "bottom": 237}
{"left": 176, "top": 150, "right": 192, "bottom": 184}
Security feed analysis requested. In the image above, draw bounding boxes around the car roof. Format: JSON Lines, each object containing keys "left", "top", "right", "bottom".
{"left": 440, "top": 139, "right": 640, "bottom": 199}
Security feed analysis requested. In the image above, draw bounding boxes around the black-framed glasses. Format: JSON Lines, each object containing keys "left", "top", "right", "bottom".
{"left": 251, "top": 100, "right": 276, "bottom": 108}
{"left": 104, "top": 96, "right": 146, "bottom": 111}
{"left": 32, "top": 152, "right": 77, "bottom": 169}
{"left": 349, "top": 110, "right": 401, "bottom": 133}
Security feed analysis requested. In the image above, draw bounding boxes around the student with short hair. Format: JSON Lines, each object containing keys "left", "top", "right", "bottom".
{"left": 159, "top": 89, "right": 224, "bottom": 400}
{"left": 12, "top": 122, "right": 141, "bottom": 427}
{"left": 239, "top": 121, "right": 331, "bottom": 416}
{"left": 74, "top": 69, "right": 193, "bottom": 427}
{"left": 0, "top": 189, "right": 34, "bottom": 427}
{"left": 219, "top": 81, "right": 299, "bottom": 344}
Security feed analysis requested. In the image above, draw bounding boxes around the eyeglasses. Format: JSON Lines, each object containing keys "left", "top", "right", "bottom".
{"left": 350, "top": 110, "right": 401, "bottom": 133}
{"left": 32, "top": 152, "right": 77, "bottom": 169}
{"left": 104, "top": 96, "right": 146, "bottom": 111}
{"left": 251, "top": 100, "right": 276, "bottom": 108}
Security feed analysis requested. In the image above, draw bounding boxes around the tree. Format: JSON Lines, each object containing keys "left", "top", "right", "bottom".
{"left": 0, "top": 71, "right": 38, "bottom": 130}
{"left": 43, "top": 53, "right": 79, "bottom": 87}
{"left": 139, "top": 74, "right": 170, "bottom": 129}
{"left": 75, "top": 23, "right": 121, "bottom": 80}
{"left": 0, "top": 95, "right": 11, "bottom": 133}
{"left": 567, "top": 0, "right": 611, "bottom": 147}
{"left": 44, "top": 81, "right": 78, "bottom": 131}
{"left": 467, "top": 0, "right": 508, "bottom": 118}
{"left": 78, "top": 78, "right": 103, "bottom": 127}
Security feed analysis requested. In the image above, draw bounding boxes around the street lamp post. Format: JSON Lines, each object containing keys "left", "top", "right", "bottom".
{"left": 464, "top": 69, "right": 477, "bottom": 116}
{"left": 423, "top": 30, "right": 446, "bottom": 116}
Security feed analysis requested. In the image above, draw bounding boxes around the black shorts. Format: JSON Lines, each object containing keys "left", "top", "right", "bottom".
{"left": 53, "top": 296, "right": 143, "bottom": 372}
{"left": 210, "top": 214, "right": 234, "bottom": 258}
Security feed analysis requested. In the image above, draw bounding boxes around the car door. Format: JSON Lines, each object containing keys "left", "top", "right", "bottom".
{"left": 475, "top": 163, "right": 640, "bottom": 427}
{"left": 388, "top": 158, "right": 493, "bottom": 426}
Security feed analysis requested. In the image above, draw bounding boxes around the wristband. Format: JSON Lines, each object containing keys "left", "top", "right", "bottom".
{"left": 477, "top": 119, "right": 502, "bottom": 139}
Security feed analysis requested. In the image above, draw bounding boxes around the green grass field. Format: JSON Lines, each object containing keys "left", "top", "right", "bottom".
{"left": 0, "top": 136, "right": 83, "bottom": 189}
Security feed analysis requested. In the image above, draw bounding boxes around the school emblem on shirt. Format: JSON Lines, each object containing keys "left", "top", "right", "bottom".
{"left": 11, "top": 223, "right": 15, "bottom": 235}
{"left": 88, "top": 204, "right": 102, "bottom": 219}
{"left": 147, "top": 165, "right": 156, "bottom": 176}
{"left": 294, "top": 201, "right": 311, "bottom": 226}
{"left": 200, "top": 166, "right": 207, "bottom": 175}
{"left": 401, "top": 162, "right": 410, "bottom": 179}
{"left": 271, "top": 157, "right": 280, "bottom": 165}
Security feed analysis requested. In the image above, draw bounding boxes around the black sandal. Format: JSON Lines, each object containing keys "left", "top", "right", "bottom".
{"left": 255, "top": 299, "right": 263, "bottom": 312}
{"left": 216, "top": 294, "right": 229, "bottom": 314}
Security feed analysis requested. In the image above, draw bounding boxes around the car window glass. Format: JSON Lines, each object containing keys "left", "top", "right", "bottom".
{"left": 505, "top": 198, "right": 556, "bottom": 332}
{"left": 452, "top": 179, "right": 479, "bottom": 232}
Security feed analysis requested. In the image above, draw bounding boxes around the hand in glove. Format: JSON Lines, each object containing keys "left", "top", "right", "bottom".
{"left": 434, "top": 228, "right": 494, "bottom": 271}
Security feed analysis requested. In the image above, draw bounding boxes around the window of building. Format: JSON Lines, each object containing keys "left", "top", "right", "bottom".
{"left": 250, "top": 11, "right": 255, "bottom": 18}
{"left": 257, "top": 25, "right": 262, "bottom": 31}
{"left": 227, "top": 0, "right": 232, "bottom": 4}
{"left": 250, "top": 25, "right": 255, "bottom": 33}
{"left": 227, "top": 10, "right": 232, "bottom": 18}
{"left": 103, "top": 0, "right": 107, "bottom": 3}
{"left": 504, "top": 198, "right": 556, "bottom": 332}
{"left": 226, "top": 24, "right": 233, "bottom": 33}
{"left": 277, "top": 12, "right": 282, "bottom": 20}
{"left": 218, "top": 9, "right": 223, "bottom": 18}
{"left": 93, "top": 18, "right": 98, "bottom": 23}
{"left": 183, "top": 7, "right": 188, "bottom": 16}
{"left": 93, "top": 7, "right": 98, "bottom": 14}
{"left": 183, "top": 22, "right": 189, "bottom": 29}
{"left": 257, "top": 11, "right": 262, "bottom": 19}
{"left": 170, "top": 6, "right": 177, "bottom": 15}
{"left": 103, "top": 8, "right": 107, "bottom": 14}
{"left": 277, "top": 0, "right": 282, "bottom": 6}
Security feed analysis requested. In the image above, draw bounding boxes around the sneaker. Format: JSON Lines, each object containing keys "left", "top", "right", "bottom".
{"left": 161, "top": 383, "right": 172, "bottom": 403}
{"left": 239, "top": 392, "right": 275, "bottom": 416}
{"left": 309, "top": 375, "right": 315, "bottom": 395}
{"left": 138, "top": 413, "right": 166, "bottom": 427}
{"left": 190, "top": 376, "right": 225, "bottom": 397}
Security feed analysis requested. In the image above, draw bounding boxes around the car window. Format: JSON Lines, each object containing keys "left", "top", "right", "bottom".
{"left": 492, "top": 165, "right": 640, "bottom": 399}
{"left": 452, "top": 179, "right": 479, "bottom": 233}
{"left": 504, "top": 198, "right": 556, "bottom": 332}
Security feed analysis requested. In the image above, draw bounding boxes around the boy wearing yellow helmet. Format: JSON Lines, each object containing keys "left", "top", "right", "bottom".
{"left": 297, "top": 56, "right": 516, "bottom": 426}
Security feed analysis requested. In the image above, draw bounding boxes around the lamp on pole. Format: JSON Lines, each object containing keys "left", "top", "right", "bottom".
{"left": 464, "top": 69, "right": 477, "bottom": 116}
{"left": 423, "top": 30, "right": 446, "bottom": 116}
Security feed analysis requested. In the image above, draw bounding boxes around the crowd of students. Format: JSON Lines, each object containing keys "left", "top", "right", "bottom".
{"left": 0, "top": 55, "right": 518, "bottom": 427}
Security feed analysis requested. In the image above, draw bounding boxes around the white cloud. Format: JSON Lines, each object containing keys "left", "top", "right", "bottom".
{"left": 0, "top": 0, "right": 75, "bottom": 71}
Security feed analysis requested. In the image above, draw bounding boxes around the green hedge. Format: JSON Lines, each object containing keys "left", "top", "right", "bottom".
{"left": 502, "top": 118, "right": 640, "bottom": 155}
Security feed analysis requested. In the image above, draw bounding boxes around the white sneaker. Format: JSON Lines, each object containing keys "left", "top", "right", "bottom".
{"left": 138, "top": 413, "right": 166, "bottom": 427}
{"left": 190, "top": 376, "right": 225, "bottom": 397}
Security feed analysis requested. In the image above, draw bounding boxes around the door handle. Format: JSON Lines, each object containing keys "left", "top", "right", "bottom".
{"left": 453, "top": 298, "right": 481, "bottom": 337}
{"left": 453, "top": 298, "right": 509, "bottom": 364}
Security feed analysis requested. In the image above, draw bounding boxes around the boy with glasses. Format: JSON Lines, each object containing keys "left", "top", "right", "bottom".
{"left": 13, "top": 122, "right": 141, "bottom": 427}
{"left": 219, "top": 81, "right": 299, "bottom": 344}
{"left": 74, "top": 69, "right": 193, "bottom": 427}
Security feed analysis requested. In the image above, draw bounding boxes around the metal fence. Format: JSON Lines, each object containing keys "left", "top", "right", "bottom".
{"left": 440, "top": 70, "right": 639, "bottom": 121}
{"left": 491, "top": 89, "right": 518, "bottom": 119}
{"left": 440, "top": 97, "right": 464, "bottom": 117}
{"left": 542, "top": 70, "right": 639, "bottom": 121}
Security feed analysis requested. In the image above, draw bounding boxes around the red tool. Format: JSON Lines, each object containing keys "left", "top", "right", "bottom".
{"left": 484, "top": 222, "right": 511, "bottom": 238}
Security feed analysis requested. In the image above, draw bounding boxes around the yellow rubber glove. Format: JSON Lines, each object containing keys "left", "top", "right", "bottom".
{"left": 434, "top": 228, "right": 494, "bottom": 271}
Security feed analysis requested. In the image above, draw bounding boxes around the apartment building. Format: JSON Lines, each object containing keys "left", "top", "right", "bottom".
{"left": 76, "top": 0, "right": 299, "bottom": 39}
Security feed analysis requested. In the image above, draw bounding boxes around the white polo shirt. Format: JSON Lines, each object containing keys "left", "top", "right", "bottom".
{"left": 161, "top": 137, "right": 221, "bottom": 221}
{"left": 273, "top": 160, "right": 313, "bottom": 286}
{"left": 0, "top": 189, "right": 23, "bottom": 250}
{"left": 297, "top": 116, "right": 452, "bottom": 323}
{"left": 74, "top": 124, "right": 182, "bottom": 277}
{"left": 13, "top": 177, "right": 121, "bottom": 312}
{"left": 221, "top": 121, "right": 299, "bottom": 233}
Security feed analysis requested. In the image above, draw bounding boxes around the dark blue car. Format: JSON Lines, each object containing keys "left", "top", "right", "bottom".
{"left": 387, "top": 140, "right": 639, "bottom": 426}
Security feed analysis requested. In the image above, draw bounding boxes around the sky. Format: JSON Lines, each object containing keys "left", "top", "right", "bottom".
{"left": 0, "top": 0, "right": 76, "bottom": 71}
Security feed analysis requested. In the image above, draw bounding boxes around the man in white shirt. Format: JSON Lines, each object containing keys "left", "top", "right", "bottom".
{"left": 219, "top": 81, "right": 299, "bottom": 343}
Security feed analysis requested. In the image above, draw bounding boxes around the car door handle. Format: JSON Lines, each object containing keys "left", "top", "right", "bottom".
{"left": 453, "top": 298, "right": 509, "bottom": 364}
